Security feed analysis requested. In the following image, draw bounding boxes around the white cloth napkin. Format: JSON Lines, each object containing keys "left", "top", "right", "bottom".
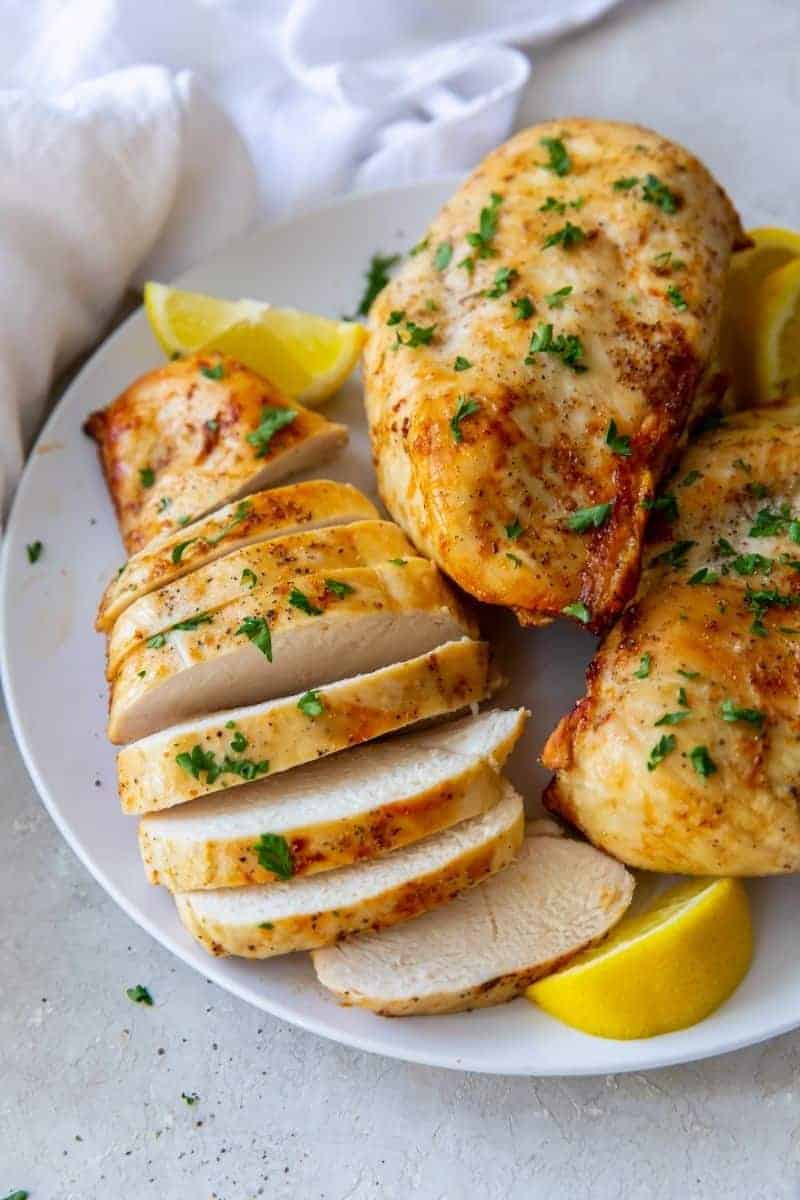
{"left": 0, "top": 0, "right": 622, "bottom": 503}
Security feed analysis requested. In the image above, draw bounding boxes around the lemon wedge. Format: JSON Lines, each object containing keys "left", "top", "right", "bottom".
{"left": 526, "top": 877, "right": 752, "bottom": 1040}
{"left": 720, "top": 227, "right": 800, "bottom": 404}
{"left": 144, "top": 283, "right": 366, "bottom": 407}
{"left": 752, "top": 257, "right": 800, "bottom": 404}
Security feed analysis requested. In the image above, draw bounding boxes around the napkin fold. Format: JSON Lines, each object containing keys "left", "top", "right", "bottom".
{"left": 0, "top": 0, "right": 622, "bottom": 503}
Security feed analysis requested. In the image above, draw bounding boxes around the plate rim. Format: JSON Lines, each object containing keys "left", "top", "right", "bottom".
{"left": 2, "top": 176, "right": 796, "bottom": 1076}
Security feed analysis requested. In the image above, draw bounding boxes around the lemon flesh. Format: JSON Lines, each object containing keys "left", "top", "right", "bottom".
{"left": 144, "top": 283, "right": 365, "bottom": 407}
{"left": 527, "top": 877, "right": 752, "bottom": 1040}
{"left": 720, "top": 227, "right": 800, "bottom": 404}
{"left": 753, "top": 257, "right": 800, "bottom": 404}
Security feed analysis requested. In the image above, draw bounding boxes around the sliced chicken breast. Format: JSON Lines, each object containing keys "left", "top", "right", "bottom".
{"left": 118, "top": 639, "right": 496, "bottom": 813}
{"left": 543, "top": 402, "right": 800, "bottom": 874}
{"left": 364, "top": 118, "right": 745, "bottom": 632}
{"left": 139, "top": 708, "right": 526, "bottom": 891}
{"left": 106, "top": 520, "right": 414, "bottom": 675}
{"left": 175, "top": 783, "right": 524, "bottom": 957}
{"left": 313, "top": 829, "right": 634, "bottom": 1014}
{"left": 108, "top": 560, "right": 477, "bottom": 743}
{"left": 85, "top": 352, "right": 347, "bottom": 554}
{"left": 97, "top": 481, "right": 378, "bottom": 632}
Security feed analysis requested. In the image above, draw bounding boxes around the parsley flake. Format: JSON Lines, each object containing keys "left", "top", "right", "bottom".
{"left": 525, "top": 323, "right": 587, "bottom": 372}
{"left": 667, "top": 284, "right": 688, "bottom": 311}
{"left": 230, "top": 730, "right": 248, "bottom": 753}
{"left": 237, "top": 615, "right": 272, "bottom": 660}
{"left": 434, "top": 242, "right": 453, "bottom": 271}
{"left": 613, "top": 176, "right": 639, "bottom": 191}
{"left": 655, "top": 709, "right": 690, "bottom": 726}
{"left": 539, "top": 196, "right": 566, "bottom": 214}
{"left": 566, "top": 501, "right": 613, "bottom": 532}
{"left": 241, "top": 568, "right": 258, "bottom": 589}
{"left": 207, "top": 500, "right": 253, "bottom": 546}
{"left": 201, "top": 362, "right": 225, "bottom": 380}
{"left": 450, "top": 395, "right": 481, "bottom": 443}
{"left": 689, "top": 745, "right": 717, "bottom": 778}
{"left": 465, "top": 192, "right": 503, "bottom": 259}
{"left": 26, "top": 541, "right": 43, "bottom": 564}
{"left": 720, "top": 699, "right": 764, "bottom": 727}
{"left": 545, "top": 285, "right": 573, "bottom": 308}
{"left": 252, "top": 833, "right": 294, "bottom": 880}
{"left": 350, "top": 253, "right": 400, "bottom": 317}
{"left": 182, "top": 1093, "right": 199, "bottom": 1106}
{"left": 539, "top": 137, "right": 571, "bottom": 177}
{"left": 506, "top": 552, "right": 522, "bottom": 568}
{"left": 633, "top": 653, "right": 651, "bottom": 679}
{"left": 126, "top": 985, "right": 153, "bottom": 1006}
{"left": 512, "top": 296, "right": 535, "bottom": 320}
{"left": 325, "top": 577, "right": 355, "bottom": 598}
{"left": 454, "top": 355, "right": 472, "bottom": 371}
{"left": 650, "top": 539, "right": 696, "bottom": 568}
{"left": 642, "top": 174, "right": 680, "bottom": 213}
{"left": 647, "top": 734, "right": 676, "bottom": 771}
{"left": 505, "top": 518, "right": 524, "bottom": 540}
{"left": 387, "top": 309, "right": 405, "bottom": 326}
{"left": 246, "top": 406, "right": 297, "bottom": 458}
{"left": 289, "top": 587, "right": 323, "bottom": 616}
{"left": 680, "top": 469, "right": 703, "bottom": 487}
{"left": 139, "top": 466, "right": 155, "bottom": 488}
{"left": 485, "top": 266, "right": 518, "bottom": 298}
{"left": 605, "top": 419, "right": 631, "bottom": 457}
{"left": 298, "top": 689, "right": 325, "bottom": 718}
{"left": 562, "top": 601, "right": 591, "bottom": 624}
{"left": 171, "top": 538, "right": 197, "bottom": 565}
{"left": 688, "top": 567, "right": 719, "bottom": 585}
{"left": 642, "top": 493, "right": 679, "bottom": 521}
{"left": 542, "top": 221, "right": 585, "bottom": 251}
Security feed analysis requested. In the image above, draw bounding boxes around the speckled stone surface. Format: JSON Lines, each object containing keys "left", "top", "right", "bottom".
{"left": 3, "top": 0, "right": 800, "bottom": 1195}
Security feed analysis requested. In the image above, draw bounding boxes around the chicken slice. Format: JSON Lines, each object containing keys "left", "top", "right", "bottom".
{"left": 97, "top": 481, "right": 378, "bottom": 632}
{"left": 108, "top": 559, "right": 477, "bottom": 743}
{"left": 85, "top": 352, "right": 347, "bottom": 554}
{"left": 543, "top": 401, "right": 800, "bottom": 874}
{"left": 364, "top": 118, "right": 745, "bottom": 631}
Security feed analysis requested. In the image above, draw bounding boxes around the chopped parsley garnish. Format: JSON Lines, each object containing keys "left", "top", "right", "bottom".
{"left": 667, "top": 284, "right": 688, "bottom": 311}
{"left": 746, "top": 481, "right": 770, "bottom": 499}
{"left": 388, "top": 558, "right": 407, "bottom": 566}
{"left": 230, "top": 729, "right": 248, "bottom": 752}
{"left": 458, "top": 255, "right": 475, "bottom": 275}
{"left": 633, "top": 653, "right": 651, "bottom": 679}
{"left": 749, "top": 504, "right": 792, "bottom": 537}
{"left": 485, "top": 266, "right": 518, "bottom": 298}
{"left": 650, "top": 539, "right": 696, "bottom": 568}
{"left": 689, "top": 745, "right": 717, "bottom": 778}
{"left": 434, "top": 242, "right": 453, "bottom": 271}
{"left": 720, "top": 699, "right": 764, "bottom": 726}
{"left": 147, "top": 611, "right": 213, "bottom": 648}
{"left": 545, "top": 285, "right": 573, "bottom": 308}
{"left": 714, "top": 537, "right": 736, "bottom": 558}
{"left": 201, "top": 362, "right": 225, "bottom": 380}
{"left": 3, "top": 1192, "right": 29, "bottom": 1200}
{"left": 350, "top": 252, "right": 400, "bottom": 317}
{"left": 733, "top": 457, "right": 752, "bottom": 473}
{"left": 613, "top": 176, "right": 639, "bottom": 191}
{"left": 325, "top": 577, "right": 355, "bottom": 598}
{"left": 139, "top": 466, "right": 155, "bottom": 488}
{"left": 562, "top": 601, "right": 591, "bottom": 624}
{"left": 466, "top": 192, "right": 503, "bottom": 259}
{"left": 505, "top": 518, "right": 524, "bottom": 540}
{"left": 252, "top": 833, "right": 294, "bottom": 880}
{"left": 450, "top": 395, "right": 481, "bottom": 443}
{"left": 387, "top": 309, "right": 405, "bottom": 325}
{"left": 171, "top": 538, "right": 197, "bottom": 565}
{"left": 652, "top": 250, "right": 685, "bottom": 273}
{"left": 241, "top": 568, "right": 258, "bottom": 589}
{"left": 289, "top": 587, "right": 323, "bottom": 616}
{"left": 542, "top": 221, "right": 585, "bottom": 251}
{"left": 525, "top": 323, "right": 587, "bottom": 372}
{"left": 677, "top": 668, "right": 700, "bottom": 680}
{"left": 642, "top": 493, "right": 679, "bottom": 521}
{"left": 409, "top": 236, "right": 429, "bottom": 256}
{"left": 512, "top": 296, "right": 535, "bottom": 320}
{"left": 566, "top": 501, "right": 613, "bottom": 532}
{"left": 731, "top": 553, "right": 772, "bottom": 577}
{"left": 688, "top": 567, "right": 718, "bottom": 585}
{"left": 506, "top": 552, "right": 522, "bottom": 568}
{"left": 393, "top": 320, "right": 437, "bottom": 349}
{"left": 539, "top": 136, "right": 571, "bottom": 176}
{"left": 26, "top": 541, "right": 42, "bottom": 564}
{"left": 425, "top": 299, "right": 438, "bottom": 312}
{"left": 680, "top": 469, "right": 702, "bottom": 488}
{"left": 247, "top": 406, "right": 297, "bottom": 458}
{"left": 647, "top": 734, "right": 676, "bottom": 771}
{"left": 126, "top": 985, "right": 153, "bottom": 1006}
{"left": 177, "top": 515, "right": 193, "bottom": 526}
{"left": 540, "top": 196, "right": 566, "bottom": 214}
{"left": 208, "top": 499, "right": 253, "bottom": 545}
{"left": 298, "top": 689, "right": 325, "bottom": 718}
{"left": 654, "top": 709, "right": 690, "bottom": 726}
{"left": 454, "top": 355, "right": 472, "bottom": 371}
{"left": 157, "top": 496, "right": 171, "bottom": 512}
{"left": 182, "top": 1093, "right": 199, "bottom": 1106}
{"left": 745, "top": 585, "right": 798, "bottom": 636}
{"left": 605, "top": 419, "right": 631, "bottom": 457}
{"left": 642, "top": 174, "right": 679, "bottom": 213}
{"left": 236, "top": 615, "right": 272, "bottom": 660}
{"left": 175, "top": 742, "right": 268, "bottom": 784}
{"left": 678, "top": 687, "right": 689, "bottom": 707}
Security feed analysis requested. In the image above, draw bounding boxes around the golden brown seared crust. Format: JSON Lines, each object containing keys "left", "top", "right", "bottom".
{"left": 118, "top": 639, "right": 494, "bottom": 814}
{"left": 364, "top": 118, "right": 745, "bottom": 632}
{"left": 85, "top": 352, "right": 347, "bottom": 554}
{"left": 175, "top": 802, "right": 524, "bottom": 958}
{"left": 543, "top": 401, "right": 800, "bottom": 874}
{"left": 139, "top": 756, "right": 504, "bottom": 892}
{"left": 96, "top": 481, "right": 378, "bottom": 632}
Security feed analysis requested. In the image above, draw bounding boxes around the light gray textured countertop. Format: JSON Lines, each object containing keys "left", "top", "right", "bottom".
{"left": 3, "top": 0, "right": 800, "bottom": 1195}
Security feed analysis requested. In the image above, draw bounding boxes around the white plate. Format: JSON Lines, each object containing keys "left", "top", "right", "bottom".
{"left": 2, "top": 178, "right": 797, "bottom": 1076}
